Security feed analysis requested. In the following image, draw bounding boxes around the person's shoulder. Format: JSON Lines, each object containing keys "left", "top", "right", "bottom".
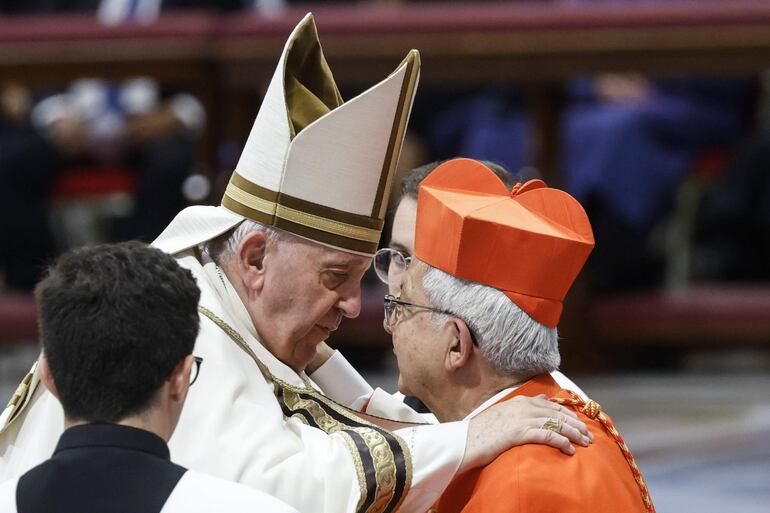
{"left": 463, "top": 446, "right": 584, "bottom": 512}
{"left": 477, "top": 439, "right": 577, "bottom": 488}
{"left": 0, "top": 476, "right": 19, "bottom": 513}
{"left": 473, "top": 431, "right": 645, "bottom": 512}
{"left": 162, "top": 470, "right": 298, "bottom": 513}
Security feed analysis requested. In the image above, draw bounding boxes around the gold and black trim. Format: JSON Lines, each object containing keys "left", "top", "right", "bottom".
{"left": 276, "top": 384, "right": 411, "bottom": 513}
{"left": 222, "top": 171, "right": 385, "bottom": 255}
{"left": 198, "top": 306, "right": 412, "bottom": 513}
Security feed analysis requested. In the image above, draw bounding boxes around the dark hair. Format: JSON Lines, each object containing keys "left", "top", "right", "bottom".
{"left": 399, "top": 159, "right": 518, "bottom": 200}
{"left": 35, "top": 242, "right": 200, "bottom": 423}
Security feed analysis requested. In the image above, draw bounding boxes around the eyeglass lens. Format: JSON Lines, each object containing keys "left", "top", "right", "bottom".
{"left": 374, "top": 249, "right": 409, "bottom": 285}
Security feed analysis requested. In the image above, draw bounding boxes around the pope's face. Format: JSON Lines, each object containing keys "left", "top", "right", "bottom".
{"left": 387, "top": 196, "right": 417, "bottom": 295}
{"left": 253, "top": 238, "right": 370, "bottom": 372}
{"left": 386, "top": 260, "right": 447, "bottom": 399}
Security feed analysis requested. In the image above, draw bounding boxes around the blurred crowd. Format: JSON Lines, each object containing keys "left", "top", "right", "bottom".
{"left": 406, "top": 75, "right": 766, "bottom": 293}
{"left": 1, "top": 0, "right": 770, "bottom": 296}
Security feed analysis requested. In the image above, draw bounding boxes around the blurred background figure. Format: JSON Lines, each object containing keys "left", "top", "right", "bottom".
{"left": 694, "top": 71, "right": 770, "bottom": 283}
{"left": 0, "top": 0, "right": 243, "bottom": 292}
{"left": 0, "top": 76, "right": 202, "bottom": 291}
{"left": 31, "top": 77, "right": 203, "bottom": 243}
{"left": 0, "top": 83, "right": 59, "bottom": 291}
{"left": 411, "top": 74, "right": 754, "bottom": 293}
{"left": 561, "top": 74, "right": 753, "bottom": 293}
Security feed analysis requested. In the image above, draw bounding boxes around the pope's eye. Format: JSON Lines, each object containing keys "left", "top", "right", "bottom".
{"left": 322, "top": 270, "right": 347, "bottom": 289}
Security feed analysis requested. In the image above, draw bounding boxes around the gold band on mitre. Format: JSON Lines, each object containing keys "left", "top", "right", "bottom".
{"left": 223, "top": 172, "right": 385, "bottom": 255}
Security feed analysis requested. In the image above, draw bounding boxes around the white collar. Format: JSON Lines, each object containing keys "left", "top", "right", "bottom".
{"left": 462, "top": 370, "right": 586, "bottom": 420}
{"left": 463, "top": 383, "right": 524, "bottom": 421}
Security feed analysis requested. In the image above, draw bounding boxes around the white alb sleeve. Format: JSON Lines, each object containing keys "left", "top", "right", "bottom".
{"left": 311, "top": 351, "right": 435, "bottom": 423}
{"left": 309, "top": 350, "right": 373, "bottom": 407}
{"left": 393, "top": 421, "right": 468, "bottom": 512}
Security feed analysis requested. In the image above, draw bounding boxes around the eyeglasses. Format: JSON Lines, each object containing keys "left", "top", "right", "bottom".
{"left": 190, "top": 356, "right": 203, "bottom": 386}
{"left": 383, "top": 294, "right": 479, "bottom": 346}
{"left": 383, "top": 294, "right": 454, "bottom": 327}
{"left": 374, "top": 248, "right": 412, "bottom": 286}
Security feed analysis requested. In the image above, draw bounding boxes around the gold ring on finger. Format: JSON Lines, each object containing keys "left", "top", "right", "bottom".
{"left": 542, "top": 417, "right": 562, "bottom": 433}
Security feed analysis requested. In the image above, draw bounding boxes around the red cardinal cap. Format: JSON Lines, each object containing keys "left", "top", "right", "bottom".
{"left": 415, "top": 158, "right": 595, "bottom": 328}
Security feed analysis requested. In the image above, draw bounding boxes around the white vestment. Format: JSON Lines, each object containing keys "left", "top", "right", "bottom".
{"left": 0, "top": 251, "right": 466, "bottom": 513}
{"left": 0, "top": 470, "right": 300, "bottom": 513}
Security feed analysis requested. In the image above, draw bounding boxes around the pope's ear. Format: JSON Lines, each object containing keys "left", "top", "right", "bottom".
{"left": 445, "top": 318, "right": 474, "bottom": 372}
{"left": 39, "top": 357, "right": 60, "bottom": 400}
{"left": 236, "top": 230, "right": 269, "bottom": 292}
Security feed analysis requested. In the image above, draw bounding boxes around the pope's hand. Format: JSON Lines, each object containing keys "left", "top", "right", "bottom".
{"left": 459, "top": 394, "right": 592, "bottom": 473}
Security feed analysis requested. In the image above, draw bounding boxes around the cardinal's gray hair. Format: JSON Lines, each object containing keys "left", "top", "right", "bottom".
{"left": 421, "top": 264, "right": 560, "bottom": 376}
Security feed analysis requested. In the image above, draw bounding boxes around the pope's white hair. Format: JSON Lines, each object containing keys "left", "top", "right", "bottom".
{"left": 421, "top": 264, "right": 560, "bottom": 376}
{"left": 206, "top": 219, "right": 291, "bottom": 265}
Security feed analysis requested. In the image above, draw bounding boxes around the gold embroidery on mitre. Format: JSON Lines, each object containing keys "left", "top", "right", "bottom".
{"left": 224, "top": 178, "right": 382, "bottom": 243}
{"left": 275, "top": 205, "right": 382, "bottom": 243}
{"left": 198, "top": 306, "right": 412, "bottom": 513}
{"left": 224, "top": 181, "right": 277, "bottom": 217}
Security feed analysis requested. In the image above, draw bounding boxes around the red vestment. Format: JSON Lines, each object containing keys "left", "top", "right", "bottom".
{"left": 436, "top": 374, "right": 654, "bottom": 513}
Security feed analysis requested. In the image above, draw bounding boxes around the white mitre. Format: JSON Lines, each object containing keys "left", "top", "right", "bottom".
{"left": 154, "top": 13, "right": 420, "bottom": 256}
